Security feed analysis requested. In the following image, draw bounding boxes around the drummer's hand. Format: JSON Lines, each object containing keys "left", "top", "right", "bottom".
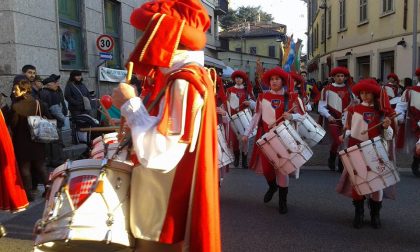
{"left": 328, "top": 116, "right": 335, "bottom": 123}
{"left": 216, "top": 107, "right": 227, "bottom": 116}
{"left": 112, "top": 82, "right": 138, "bottom": 109}
{"left": 242, "top": 100, "right": 250, "bottom": 107}
{"left": 382, "top": 117, "right": 391, "bottom": 129}
{"left": 242, "top": 135, "right": 248, "bottom": 144}
{"left": 283, "top": 112, "right": 292, "bottom": 121}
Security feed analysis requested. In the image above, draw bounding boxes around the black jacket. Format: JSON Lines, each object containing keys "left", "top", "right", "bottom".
{"left": 64, "top": 81, "right": 90, "bottom": 112}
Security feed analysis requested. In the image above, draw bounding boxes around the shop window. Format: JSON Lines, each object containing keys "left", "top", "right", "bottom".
{"left": 105, "top": 0, "right": 122, "bottom": 69}
{"left": 58, "top": 0, "right": 85, "bottom": 69}
{"left": 356, "top": 56, "right": 370, "bottom": 81}
{"left": 380, "top": 51, "right": 394, "bottom": 81}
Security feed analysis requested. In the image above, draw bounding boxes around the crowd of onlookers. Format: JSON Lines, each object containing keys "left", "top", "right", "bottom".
{"left": 0, "top": 65, "right": 92, "bottom": 202}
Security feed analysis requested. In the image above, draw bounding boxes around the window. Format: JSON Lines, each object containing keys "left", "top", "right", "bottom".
{"left": 249, "top": 47, "right": 257, "bottom": 55}
{"left": 356, "top": 56, "right": 370, "bottom": 81}
{"left": 337, "top": 59, "right": 348, "bottom": 68}
{"left": 268, "top": 46, "right": 275, "bottom": 57}
{"left": 235, "top": 47, "right": 242, "bottom": 52}
{"left": 104, "top": 0, "right": 121, "bottom": 69}
{"left": 339, "top": 0, "right": 346, "bottom": 30}
{"left": 382, "top": 0, "right": 394, "bottom": 13}
{"left": 380, "top": 51, "right": 394, "bottom": 81}
{"left": 58, "top": 0, "right": 85, "bottom": 69}
{"left": 360, "top": 0, "right": 368, "bottom": 22}
{"left": 327, "top": 7, "right": 331, "bottom": 37}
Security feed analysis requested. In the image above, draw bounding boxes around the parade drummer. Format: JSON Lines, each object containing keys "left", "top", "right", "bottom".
{"left": 336, "top": 79, "right": 395, "bottom": 229}
{"left": 242, "top": 67, "right": 305, "bottom": 214}
{"left": 318, "top": 66, "right": 354, "bottom": 172}
{"left": 395, "top": 67, "right": 420, "bottom": 176}
{"left": 384, "top": 73, "right": 401, "bottom": 106}
{"left": 226, "top": 70, "right": 256, "bottom": 169}
{"left": 112, "top": 0, "right": 221, "bottom": 251}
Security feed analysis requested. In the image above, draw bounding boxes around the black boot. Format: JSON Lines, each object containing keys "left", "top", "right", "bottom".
{"left": 241, "top": 153, "right": 248, "bottom": 169}
{"left": 369, "top": 199, "right": 382, "bottom": 229}
{"left": 352, "top": 200, "right": 364, "bottom": 229}
{"left": 233, "top": 151, "right": 240, "bottom": 168}
{"left": 278, "top": 187, "right": 288, "bottom": 214}
{"left": 411, "top": 156, "right": 420, "bottom": 177}
{"left": 337, "top": 158, "right": 344, "bottom": 173}
{"left": 0, "top": 224, "right": 6, "bottom": 238}
{"left": 328, "top": 152, "right": 337, "bottom": 171}
{"left": 263, "top": 180, "right": 278, "bottom": 203}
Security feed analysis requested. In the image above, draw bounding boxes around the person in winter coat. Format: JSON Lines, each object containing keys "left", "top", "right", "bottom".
{"left": 64, "top": 70, "right": 91, "bottom": 117}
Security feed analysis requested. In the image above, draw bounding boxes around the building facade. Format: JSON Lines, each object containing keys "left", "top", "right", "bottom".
{"left": 0, "top": 0, "right": 227, "bottom": 96}
{"left": 218, "top": 21, "right": 287, "bottom": 82}
{"left": 307, "top": 0, "right": 420, "bottom": 83}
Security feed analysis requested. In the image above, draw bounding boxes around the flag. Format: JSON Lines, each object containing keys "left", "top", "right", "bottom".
{"left": 293, "top": 39, "right": 302, "bottom": 72}
{"left": 282, "top": 35, "right": 292, "bottom": 66}
{"left": 283, "top": 37, "right": 295, "bottom": 72}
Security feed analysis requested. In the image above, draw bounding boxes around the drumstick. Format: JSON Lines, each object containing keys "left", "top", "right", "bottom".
{"left": 360, "top": 113, "right": 400, "bottom": 135}
{"left": 268, "top": 105, "right": 297, "bottom": 129}
{"left": 118, "top": 61, "right": 134, "bottom": 140}
{"left": 80, "top": 126, "right": 119, "bottom": 132}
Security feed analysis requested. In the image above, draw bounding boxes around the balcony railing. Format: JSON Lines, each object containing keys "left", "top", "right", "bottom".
{"left": 215, "top": 0, "right": 228, "bottom": 15}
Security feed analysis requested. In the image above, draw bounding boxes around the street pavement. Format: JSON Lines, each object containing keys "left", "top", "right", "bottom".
{"left": 1, "top": 131, "right": 419, "bottom": 251}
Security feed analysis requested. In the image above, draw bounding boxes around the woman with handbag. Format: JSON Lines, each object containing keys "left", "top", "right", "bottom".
{"left": 10, "top": 79, "right": 49, "bottom": 201}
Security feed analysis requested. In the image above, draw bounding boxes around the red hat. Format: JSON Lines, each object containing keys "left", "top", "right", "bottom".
{"left": 352, "top": 78, "right": 381, "bottom": 97}
{"left": 386, "top": 73, "right": 399, "bottom": 81}
{"left": 330, "top": 66, "right": 349, "bottom": 77}
{"left": 128, "top": 0, "right": 210, "bottom": 75}
{"left": 231, "top": 70, "right": 248, "bottom": 82}
{"left": 262, "top": 67, "right": 289, "bottom": 87}
{"left": 415, "top": 68, "right": 420, "bottom": 76}
{"left": 290, "top": 71, "right": 304, "bottom": 85}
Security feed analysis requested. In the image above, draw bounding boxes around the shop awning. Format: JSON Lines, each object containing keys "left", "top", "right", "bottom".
{"left": 204, "top": 55, "right": 226, "bottom": 69}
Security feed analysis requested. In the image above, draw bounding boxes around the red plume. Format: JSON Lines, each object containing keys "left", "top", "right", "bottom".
{"left": 216, "top": 76, "right": 228, "bottom": 106}
{"left": 246, "top": 79, "right": 255, "bottom": 100}
{"left": 379, "top": 86, "right": 394, "bottom": 115}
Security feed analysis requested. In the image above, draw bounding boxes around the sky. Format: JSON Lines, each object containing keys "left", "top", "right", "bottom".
{"left": 230, "top": 0, "right": 308, "bottom": 51}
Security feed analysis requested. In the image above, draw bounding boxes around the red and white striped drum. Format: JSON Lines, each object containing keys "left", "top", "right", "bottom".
{"left": 90, "top": 133, "right": 130, "bottom": 162}
{"left": 34, "top": 159, "right": 134, "bottom": 252}
{"left": 339, "top": 136, "right": 400, "bottom": 195}
{"left": 217, "top": 124, "right": 234, "bottom": 168}
{"left": 297, "top": 113, "right": 326, "bottom": 147}
{"left": 256, "top": 120, "right": 313, "bottom": 175}
{"left": 230, "top": 108, "right": 256, "bottom": 137}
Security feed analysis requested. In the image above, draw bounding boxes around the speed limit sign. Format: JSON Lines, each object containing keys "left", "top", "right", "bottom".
{"left": 96, "top": 34, "right": 114, "bottom": 52}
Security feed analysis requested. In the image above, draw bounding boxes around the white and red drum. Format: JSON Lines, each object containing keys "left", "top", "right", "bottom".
{"left": 34, "top": 159, "right": 134, "bottom": 252}
{"left": 90, "top": 133, "right": 130, "bottom": 162}
{"left": 297, "top": 113, "right": 326, "bottom": 147}
{"left": 217, "top": 124, "right": 234, "bottom": 168}
{"left": 339, "top": 136, "right": 400, "bottom": 196}
{"left": 230, "top": 108, "right": 256, "bottom": 137}
{"left": 256, "top": 120, "right": 313, "bottom": 175}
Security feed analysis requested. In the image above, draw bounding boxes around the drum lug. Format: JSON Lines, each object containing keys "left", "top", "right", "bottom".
{"left": 115, "top": 177, "right": 122, "bottom": 189}
{"left": 106, "top": 214, "right": 114, "bottom": 226}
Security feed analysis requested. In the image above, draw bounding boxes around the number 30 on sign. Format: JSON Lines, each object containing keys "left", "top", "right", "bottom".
{"left": 96, "top": 34, "right": 114, "bottom": 52}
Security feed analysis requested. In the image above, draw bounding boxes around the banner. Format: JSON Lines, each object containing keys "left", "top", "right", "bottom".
{"left": 99, "top": 66, "right": 127, "bottom": 82}
{"left": 293, "top": 39, "right": 302, "bottom": 72}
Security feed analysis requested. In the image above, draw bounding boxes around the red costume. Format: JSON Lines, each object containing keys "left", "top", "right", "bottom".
{"left": 336, "top": 79, "right": 394, "bottom": 229}
{"left": 318, "top": 67, "right": 352, "bottom": 171}
{"left": 124, "top": 1, "right": 220, "bottom": 251}
{"left": 0, "top": 110, "right": 28, "bottom": 212}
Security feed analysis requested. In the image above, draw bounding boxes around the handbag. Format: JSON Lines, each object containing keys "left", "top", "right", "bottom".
{"left": 27, "top": 100, "right": 59, "bottom": 143}
{"left": 72, "top": 83, "right": 92, "bottom": 111}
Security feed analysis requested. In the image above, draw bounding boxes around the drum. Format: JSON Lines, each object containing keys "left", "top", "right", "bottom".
{"left": 339, "top": 136, "right": 400, "bottom": 196}
{"left": 34, "top": 159, "right": 134, "bottom": 252}
{"left": 256, "top": 120, "right": 313, "bottom": 175}
{"left": 230, "top": 108, "right": 256, "bottom": 137}
{"left": 297, "top": 113, "right": 326, "bottom": 147}
{"left": 90, "top": 133, "right": 130, "bottom": 162}
{"left": 91, "top": 132, "right": 118, "bottom": 147}
{"left": 217, "top": 124, "right": 234, "bottom": 168}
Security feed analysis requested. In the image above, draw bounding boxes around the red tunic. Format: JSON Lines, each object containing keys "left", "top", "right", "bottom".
{"left": 226, "top": 86, "right": 250, "bottom": 115}
{"left": 346, "top": 104, "right": 384, "bottom": 146}
{"left": 321, "top": 84, "right": 352, "bottom": 119}
{"left": 0, "top": 110, "right": 28, "bottom": 212}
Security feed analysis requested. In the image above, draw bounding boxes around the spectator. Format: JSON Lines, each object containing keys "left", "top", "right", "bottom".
{"left": 31, "top": 75, "right": 43, "bottom": 100}
{"left": 10, "top": 78, "right": 49, "bottom": 201}
{"left": 64, "top": 70, "right": 91, "bottom": 117}
{"left": 11, "top": 65, "right": 37, "bottom": 103}
{"left": 39, "top": 74, "right": 67, "bottom": 167}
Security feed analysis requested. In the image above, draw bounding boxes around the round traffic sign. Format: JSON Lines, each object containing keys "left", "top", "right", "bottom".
{"left": 96, "top": 34, "right": 114, "bottom": 52}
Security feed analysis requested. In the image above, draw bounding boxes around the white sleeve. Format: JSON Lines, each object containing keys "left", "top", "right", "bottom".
{"left": 291, "top": 113, "right": 305, "bottom": 122}
{"left": 383, "top": 126, "right": 394, "bottom": 141}
{"left": 395, "top": 100, "right": 408, "bottom": 123}
{"left": 248, "top": 100, "right": 256, "bottom": 111}
{"left": 318, "top": 90, "right": 331, "bottom": 118}
{"left": 121, "top": 79, "right": 200, "bottom": 172}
